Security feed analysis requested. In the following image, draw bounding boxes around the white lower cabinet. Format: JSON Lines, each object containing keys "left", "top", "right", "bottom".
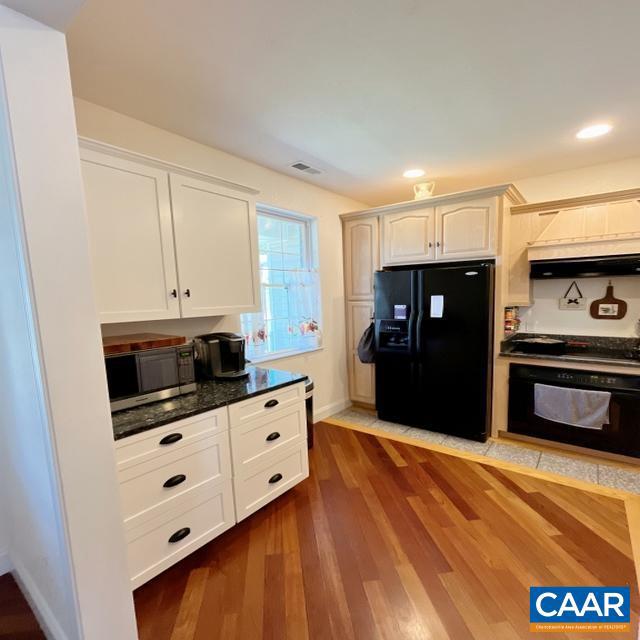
{"left": 115, "top": 383, "right": 308, "bottom": 589}
{"left": 126, "top": 480, "right": 235, "bottom": 590}
{"left": 233, "top": 443, "right": 309, "bottom": 522}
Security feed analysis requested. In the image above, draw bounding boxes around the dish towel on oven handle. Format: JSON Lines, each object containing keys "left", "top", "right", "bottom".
{"left": 534, "top": 383, "right": 611, "bottom": 430}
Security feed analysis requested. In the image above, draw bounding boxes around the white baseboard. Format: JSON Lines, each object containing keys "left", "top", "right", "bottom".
{"left": 313, "top": 398, "right": 351, "bottom": 422}
{"left": 12, "top": 556, "right": 71, "bottom": 640}
{"left": 0, "top": 549, "right": 10, "bottom": 576}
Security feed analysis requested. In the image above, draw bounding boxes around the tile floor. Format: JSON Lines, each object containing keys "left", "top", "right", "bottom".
{"left": 330, "top": 406, "right": 640, "bottom": 495}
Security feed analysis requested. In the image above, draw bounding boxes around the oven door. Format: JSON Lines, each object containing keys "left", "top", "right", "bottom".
{"left": 136, "top": 348, "right": 180, "bottom": 393}
{"left": 508, "top": 368, "right": 640, "bottom": 458}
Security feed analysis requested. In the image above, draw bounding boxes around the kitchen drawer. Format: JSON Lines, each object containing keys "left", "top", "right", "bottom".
{"left": 228, "top": 382, "right": 305, "bottom": 428}
{"left": 115, "top": 408, "right": 228, "bottom": 470}
{"left": 119, "top": 431, "right": 231, "bottom": 524}
{"left": 126, "top": 479, "right": 235, "bottom": 589}
{"left": 231, "top": 403, "right": 306, "bottom": 474}
{"left": 234, "top": 443, "right": 309, "bottom": 522}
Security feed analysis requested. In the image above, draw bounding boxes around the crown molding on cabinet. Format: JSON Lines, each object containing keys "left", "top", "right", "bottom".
{"left": 511, "top": 187, "right": 640, "bottom": 215}
{"left": 340, "top": 183, "right": 525, "bottom": 220}
{"left": 79, "top": 137, "right": 260, "bottom": 196}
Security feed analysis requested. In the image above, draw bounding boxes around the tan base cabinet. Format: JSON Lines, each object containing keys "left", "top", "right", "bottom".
{"left": 343, "top": 217, "right": 378, "bottom": 406}
{"left": 347, "top": 301, "right": 375, "bottom": 404}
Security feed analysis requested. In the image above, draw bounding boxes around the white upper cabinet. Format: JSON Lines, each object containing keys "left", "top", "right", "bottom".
{"left": 381, "top": 207, "right": 435, "bottom": 266}
{"left": 343, "top": 217, "right": 379, "bottom": 299}
{"left": 80, "top": 148, "right": 180, "bottom": 323}
{"left": 80, "top": 142, "right": 260, "bottom": 322}
{"left": 170, "top": 174, "right": 260, "bottom": 317}
{"left": 435, "top": 197, "right": 497, "bottom": 260}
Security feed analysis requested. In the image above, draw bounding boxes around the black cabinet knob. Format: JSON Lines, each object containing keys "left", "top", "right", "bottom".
{"left": 264, "top": 399, "right": 279, "bottom": 409}
{"left": 184, "top": 288, "right": 191, "bottom": 298}
{"left": 266, "top": 432, "right": 281, "bottom": 442}
{"left": 163, "top": 474, "right": 186, "bottom": 488}
{"left": 268, "top": 473, "right": 283, "bottom": 484}
{"left": 168, "top": 527, "right": 191, "bottom": 544}
{"left": 159, "top": 433, "right": 183, "bottom": 446}
{"left": 170, "top": 289, "right": 177, "bottom": 298}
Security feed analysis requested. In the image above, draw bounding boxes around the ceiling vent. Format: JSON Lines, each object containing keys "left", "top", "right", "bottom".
{"left": 290, "top": 161, "right": 322, "bottom": 175}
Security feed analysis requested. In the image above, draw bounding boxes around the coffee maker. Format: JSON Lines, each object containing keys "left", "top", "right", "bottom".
{"left": 193, "top": 332, "right": 248, "bottom": 379}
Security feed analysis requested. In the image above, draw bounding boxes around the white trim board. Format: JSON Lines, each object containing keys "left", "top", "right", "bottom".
{"left": 0, "top": 550, "right": 10, "bottom": 576}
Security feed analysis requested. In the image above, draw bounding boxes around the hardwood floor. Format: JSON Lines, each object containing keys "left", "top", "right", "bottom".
{"left": 0, "top": 574, "right": 44, "bottom": 639}
{"left": 135, "top": 422, "right": 639, "bottom": 640}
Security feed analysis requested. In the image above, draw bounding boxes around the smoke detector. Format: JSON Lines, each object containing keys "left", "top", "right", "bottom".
{"left": 290, "top": 161, "right": 322, "bottom": 175}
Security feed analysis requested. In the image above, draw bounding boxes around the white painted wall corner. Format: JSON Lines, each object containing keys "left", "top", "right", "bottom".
{"left": 314, "top": 397, "right": 351, "bottom": 422}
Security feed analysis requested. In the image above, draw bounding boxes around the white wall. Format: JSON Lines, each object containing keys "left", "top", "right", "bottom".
{"left": 519, "top": 277, "right": 640, "bottom": 337}
{"left": 0, "top": 8, "right": 137, "bottom": 639}
{"left": 75, "top": 98, "right": 368, "bottom": 420}
{"left": 514, "top": 156, "right": 640, "bottom": 203}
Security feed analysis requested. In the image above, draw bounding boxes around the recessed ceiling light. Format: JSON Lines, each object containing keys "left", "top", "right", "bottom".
{"left": 576, "top": 123, "right": 612, "bottom": 139}
{"left": 403, "top": 168, "right": 425, "bottom": 178}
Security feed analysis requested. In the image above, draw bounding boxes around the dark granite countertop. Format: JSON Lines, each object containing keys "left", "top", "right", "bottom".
{"left": 111, "top": 366, "right": 308, "bottom": 441}
{"left": 500, "top": 332, "right": 640, "bottom": 369}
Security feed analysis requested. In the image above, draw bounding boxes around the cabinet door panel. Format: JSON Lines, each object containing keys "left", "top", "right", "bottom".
{"left": 382, "top": 208, "right": 435, "bottom": 265}
{"left": 346, "top": 301, "right": 375, "bottom": 405}
{"left": 436, "top": 197, "right": 497, "bottom": 260}
{"left": 170, "top": 175, "right": 260, "bottom": 317}
{"left": 80, "top": 149, "right": 179, "bottom": 323}
{"left": 344, "top": 217, "right": 379, "bottom": 299}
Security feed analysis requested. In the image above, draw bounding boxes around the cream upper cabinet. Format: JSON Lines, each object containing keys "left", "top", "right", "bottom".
{"left": 435, "top": 197, "right": 497, "bottom": 260}
{"left": 381, "top": 207, "right": 435, "bottom": 266}
{"left": 80, "top": 148, "right": 180, "bottom": 323}
{"left": 346, "top": 301, "right": 375, "bottom": 405}
{"left": 170, "top": 174, "right": 260, "bottom": 317}
{"left": 80, "top": 142, "right": 260, "bottom": 322}
{"left": 343, "top": 217, "right": 379, "bottom": 299}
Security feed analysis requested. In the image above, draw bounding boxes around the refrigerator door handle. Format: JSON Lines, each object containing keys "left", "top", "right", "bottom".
{"left": 415, "top": 310, "right": 425, "bottom": 354}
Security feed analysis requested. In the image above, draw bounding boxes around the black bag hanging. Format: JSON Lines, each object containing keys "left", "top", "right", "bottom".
{"left": 357, "top": 322, "right": 376, "bottom": 364}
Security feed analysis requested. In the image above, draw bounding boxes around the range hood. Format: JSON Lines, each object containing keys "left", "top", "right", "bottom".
{"left": 530, "top": 254, "right": 640, "bottom": 279}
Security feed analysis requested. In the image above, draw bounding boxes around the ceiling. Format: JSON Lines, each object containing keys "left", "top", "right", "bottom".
{"left": 66, "top": 0, "right": 640, "bottom": 206}
{"left": 4, "top": 0, "right": 85, "bottom": 31}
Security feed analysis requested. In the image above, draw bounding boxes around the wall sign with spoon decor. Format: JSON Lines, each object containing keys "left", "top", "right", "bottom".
{"left": 589, "top": 281, "right": 627, "bottom": 319}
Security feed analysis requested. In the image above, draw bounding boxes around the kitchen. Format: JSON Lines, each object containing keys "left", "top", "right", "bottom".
{"left": 1, "top": 2, "right": 640, "bottom": 639}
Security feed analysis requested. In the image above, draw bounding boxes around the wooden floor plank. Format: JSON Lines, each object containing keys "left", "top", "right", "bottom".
{"left": 133, "top": 422, "right": 640, "bottom": 639}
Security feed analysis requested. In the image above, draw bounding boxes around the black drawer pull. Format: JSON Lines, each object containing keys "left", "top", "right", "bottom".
{"left": 266, "top": 431, "right": 281, "bottom": 442}
{"left": 163, "top": 474, "right": 186, "bottom": 488}
{"left": 264, "top": 399, "right": 279, "bottom": 409}
{"left": 159, "top": 433, "right": 183, "bottom": 446}
{"left": 168, "top": 527, "right": 191, "bottom": 544}
{"left": 268, "top": 473, "right": 283, "bottom": 484}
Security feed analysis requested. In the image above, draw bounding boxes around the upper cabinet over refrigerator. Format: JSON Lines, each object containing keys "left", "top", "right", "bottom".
{"left": 381, "top": 196, "right": 498, "bottom": 266}
{"left": 80, "top": 141, "right": 260, "bottom": 323}
{"left": 435, "top": 197, "right": 497, "bottom": 261}
{"left": 381, "top": 207, "right": 436, "bottom": 266}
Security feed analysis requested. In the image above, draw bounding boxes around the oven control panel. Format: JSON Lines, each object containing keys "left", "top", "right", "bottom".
{"left": 510, "top": 364, "right": 640, "bottom": 391}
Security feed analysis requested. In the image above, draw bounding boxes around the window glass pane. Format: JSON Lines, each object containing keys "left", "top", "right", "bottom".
{"left": 242, "top": 210, "right": 322, "bottom": 360}
{"left": 282, "top": 221, "right": 304, "bottom": 256}
{"left": 258, "top": 216, "right": 282, "bottom": 252}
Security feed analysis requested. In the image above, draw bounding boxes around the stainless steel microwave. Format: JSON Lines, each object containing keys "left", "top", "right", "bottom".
{"left": 105, "top": 344, "right": 196, "bottom": 412}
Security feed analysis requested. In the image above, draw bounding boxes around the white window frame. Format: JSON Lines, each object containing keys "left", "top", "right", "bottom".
{"left": 242, "top": 204, "right": 322, "bottom": 363}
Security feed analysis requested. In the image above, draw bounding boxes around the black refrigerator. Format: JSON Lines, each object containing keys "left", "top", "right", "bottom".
{"left": 374, "top": 262, "right": 494, "bottom": 441}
